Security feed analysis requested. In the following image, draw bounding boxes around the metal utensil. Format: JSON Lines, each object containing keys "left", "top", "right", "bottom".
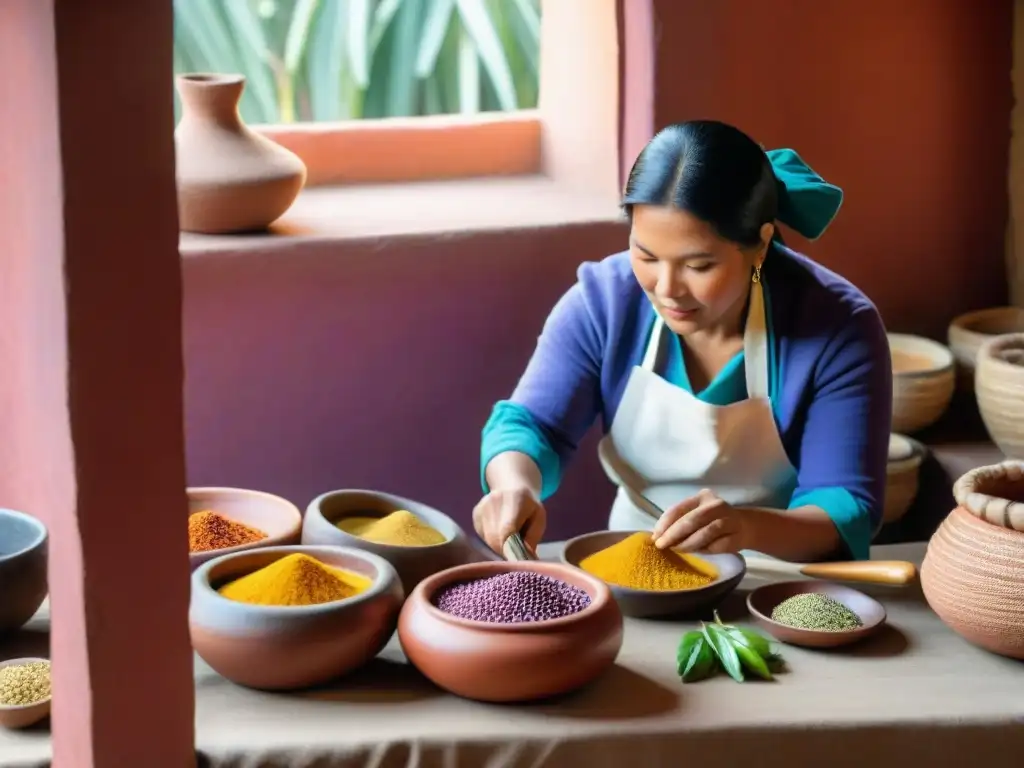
{"left": 596, "top": 440, "right": 663, "bottom": 520}
{"left": 502, "top": 532, "right": 536, "bottom": 561}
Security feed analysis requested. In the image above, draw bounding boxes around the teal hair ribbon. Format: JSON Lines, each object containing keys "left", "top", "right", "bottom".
{"left": 766, "top": 148, "right": 843, "bottom": 241}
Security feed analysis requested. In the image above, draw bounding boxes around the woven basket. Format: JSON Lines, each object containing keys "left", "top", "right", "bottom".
{"left": 975, "top": 333, "right": 1024, "bottom": 459}
{"left": 920, "top": 462, "right": 1024, "bottom": 659}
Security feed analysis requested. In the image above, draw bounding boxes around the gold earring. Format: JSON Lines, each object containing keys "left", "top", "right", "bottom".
{"left": 752, "top": 264, "right": 762, "bottom": 284}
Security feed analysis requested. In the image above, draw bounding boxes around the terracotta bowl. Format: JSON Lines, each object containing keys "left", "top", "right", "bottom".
{"left": 975, "top": 334, "right": 1024, "bottom": 459}
{"left": 0, "top": 657, "right": 51, "bottom": 729}
{"left": 948, "top": 307, "right": 1024, "bottom": 388}
{"left": 746, "top": 580, "right": 886, "bottom": 648}
{"left": 302, "top": 489, "right": 489, "bottom": 594}
{"left": 888, "top": 333, "right": 955, "bottom": 434}
{"left": 398, "top": 560, "right": 623, "bottom": 703}
{"left": 560, "top": 530, "right": 746, "bottom": 619}
{"left": 0, "top": 510, "right": 48, "bottom": 635}
{"left": 879, "top": 433, "right": 925, "bottom": 532}
{"left": 188, "top": 487, "right": 303, "bottom": 571}
{"left": 190, "top": 545, "right": 404, "bottom": 690}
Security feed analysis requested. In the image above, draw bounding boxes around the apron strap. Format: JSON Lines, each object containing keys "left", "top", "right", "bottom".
{"left": 744, "top": 280, "right": 771, "bottom": 400}
{"left": 641, "top": 315, "right": 666, "bottom": 371}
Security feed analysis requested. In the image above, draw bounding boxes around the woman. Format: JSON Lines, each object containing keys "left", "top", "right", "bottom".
{"left": 473, "top": 120, "right": 891, "bottom": 563}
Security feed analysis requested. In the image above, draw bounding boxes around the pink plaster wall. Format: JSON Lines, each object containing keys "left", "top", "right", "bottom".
{"left": 183, "top": 0, "right": 1012, "bottom": 544}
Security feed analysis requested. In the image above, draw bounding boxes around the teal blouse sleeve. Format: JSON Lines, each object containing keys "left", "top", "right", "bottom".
{"left": 480, "top": 401, "right": 562, "bottom": 500}
{"left": 787, "top": 488, "right": 871, "bottom": 561}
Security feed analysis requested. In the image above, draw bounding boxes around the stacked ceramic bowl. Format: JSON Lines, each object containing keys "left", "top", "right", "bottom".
{"left": 190, "top": 545, "right": 404, "bottom": 690}
{"left": 880, "top": 433, "right": 925, "bottom": 531}
{"left": 888, "top": 333, "right": 955, "bottom": 434}
{"left": 947, "top": 307, "right": 1024, "bottom": 390}
{"left": 0, "top": 509, "right": 48, "bottom": 635}
{"left": 302, "top": 490, "right": 490, "bottom": 593}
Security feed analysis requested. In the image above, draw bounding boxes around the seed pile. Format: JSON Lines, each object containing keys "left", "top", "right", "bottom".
{"left": 770, "top": 592, "right": 863, "bottom": 631}
{"left": 188, "top": 510, "right": 267, "bottom": 553}
{"left": 433, "top": 571, "right": 591, "bottom": 623}
{"left": 218, "top": 553, "right": 371, "bottom": 607}
{"left": 0, "top": 660, "right": 51, "bottom": 706}
{"left": 579, "top": 532, "right": 716, "bottom": 591}
{"left": 337, "top": 509, "right": 446, "bottom": 547}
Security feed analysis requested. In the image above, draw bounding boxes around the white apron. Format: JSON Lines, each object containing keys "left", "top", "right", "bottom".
{"left": 601, "top": 279, "right": 798, "bottom": 532}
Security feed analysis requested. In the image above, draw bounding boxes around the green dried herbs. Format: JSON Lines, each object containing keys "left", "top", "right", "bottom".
{"left": 676, "top": 613, "right": 783, "bottom": 683}
{"left": 770, "top": 592, "right": 862, "bottom": 631}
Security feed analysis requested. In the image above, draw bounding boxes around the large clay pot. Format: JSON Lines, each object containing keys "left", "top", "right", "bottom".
{"left": 975, "top": 333, "right": 1024, "bottom": 459}
{"left": 174, "top": 73, "right": 306, "bottom": 234}
{"left": 920, "top": 462, "right": 1024, "bottom": 659}
{"left": 948, "top": 307, "right": 1024, "bottom": 390}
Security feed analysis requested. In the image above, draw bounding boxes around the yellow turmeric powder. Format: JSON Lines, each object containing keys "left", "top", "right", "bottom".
{"left": 218, "top": 553, "right": 371, "bottom": 606}
{"left": 336, "top": 509, "right": 446, "bottom": 547}
{"left": 579, "top": 532, "right": 717, "bottom": 591}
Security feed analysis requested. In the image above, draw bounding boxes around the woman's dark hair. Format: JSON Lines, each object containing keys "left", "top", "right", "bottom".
{"left": 622, "top": 120, "right": 777, "bottom": 248}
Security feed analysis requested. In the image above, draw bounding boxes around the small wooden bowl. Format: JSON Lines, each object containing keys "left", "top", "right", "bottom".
{"left": 560, "top": 530, "right": 746, "bottom": 619}
{"left": 0, "top": 509, "right": 48, "bottom": 634}
{"left": 746, "top": 580, "right": 886, "bottom": 648}
{"left": 190, "top": 545, "right": 404, "bottom": 690}
{"left": 188, "top": 487, "right": 303, "bottom": 571}
{"left": 0, "top": 657, "right": 51, "bottom": 729}
{"left": 302, "top": 489, "right": 487, "bottom": 593}
{"left": 398, "top": 560, "right": 623, "bottom": 703}
{"left": 888, "top": 333, "right": 955, "bottom": 434}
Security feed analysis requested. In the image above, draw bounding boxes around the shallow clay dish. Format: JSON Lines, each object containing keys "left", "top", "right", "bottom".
{"left": 398, "top": 560, "right": 623, "bottom": 703}
{"left": 746, "top": 580, "right": 886, "bottom": 648}
{"left": 190, "top": 545, "right": 404, "bottom": 690}
{"left": 560, "top": 530, "right": 745, "bottom": 619}
{"left": 0, "top": 657, "right": 51, "bottom": 729}
{"left": 887, "top": 333, "right": 955, "bottom": 434}
{"left": 0, "top": 509, "right": 48, "bottom": 635}
{"left": 188, "top": 487, "right": 303, "bottom": 571}
{"left": 303, "top": 489, "right": 486, "bottom": 593}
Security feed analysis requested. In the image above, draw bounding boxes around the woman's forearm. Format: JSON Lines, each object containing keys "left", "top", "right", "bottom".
{"left": 484, "top": 451, "right": 543, "bottom": 498}
{"left": 741, "top": 505, "right": 843, "bottom": 562}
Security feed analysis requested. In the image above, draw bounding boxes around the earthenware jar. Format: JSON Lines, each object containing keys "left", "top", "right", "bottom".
{"left": 174, "top": 73, "right": 306, "bottom": 234}
{"left": 920, "top": 462, "right": 1024, "bottom": 659}
{"left": 398, "top": 560, "right": 623, "bottom": 702}
{"left": 975, "top": 333, "right": 1024, "bottom": 459}
{"left": 0, "top": 509, "right": 48, "bottom": 635}
{"left": 948, "top": 307, "right": 1024, "bottom": 390}
{"left": 887, "top": 333, "right": 955, "bottom": 433}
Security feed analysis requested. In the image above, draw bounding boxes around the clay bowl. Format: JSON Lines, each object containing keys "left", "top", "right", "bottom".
{"left": 746, "top": 580, "right": 886, "bottom": 648}
{"left": 888, "top": 333, "right": 955, "bottom": 434}
{"left": 948, "top": 307, "right": 1024, "bottom": 388}
{"left": 398, "top": 560, "right": 623, "bottom": 703}
{"left": 879, "top": 433, "right": 925, "bottom": 532}
{"left": 0, "top": 509, "right": 48, "bottom": 635}
{"left": 190, "top": 545, "right": 404, "bottom": 690}
{"left": 0, "top": 657, "right": 51, "bottom": 729}
{"left": 303, "top": 489, "right": 487, "bottom": 593}
{"left": 975, "top": 334, "right": 1024, "bottom": 460}
{"left": 188, "top": 487, "right": 302, "bottom": 571}
{"left": 560, "top": 530, "right": 746, "bottom": 619}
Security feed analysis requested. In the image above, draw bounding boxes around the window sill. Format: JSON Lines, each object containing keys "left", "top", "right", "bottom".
{"left": 178, "top": 175, "right": 623, "bottom": 257}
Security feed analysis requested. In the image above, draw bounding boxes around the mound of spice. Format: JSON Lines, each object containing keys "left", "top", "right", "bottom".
{"left": 336, "top": 509, "right": 446, "bottom": 547}
{"left": 0, "top": 660, "right": 51, "bottom": 707}
{"left": 433, "top": 571, "right": 591, "bottom": 623}
{"left": 770, "top": 592, "right": 863, "bottom": 631}
{"left": 579, "top": 532, "right": 717, "bottom": 591}
{"left": 188, "top": 510, "right": 267, "bottom": 553}
{"left": 218, "top": 553, "right": 371, "bottom": 607}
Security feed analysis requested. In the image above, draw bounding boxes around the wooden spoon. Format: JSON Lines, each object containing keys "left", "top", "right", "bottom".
{"left": 742, "top": 556, "right": 917, "bottom": 586}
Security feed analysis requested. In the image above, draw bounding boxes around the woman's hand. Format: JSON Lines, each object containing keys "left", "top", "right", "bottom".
{"left": 472, "top": 487, "right": 547, "bottom": 557}
{"left": 651, "top": 489, "right": 752, "bottom": 553}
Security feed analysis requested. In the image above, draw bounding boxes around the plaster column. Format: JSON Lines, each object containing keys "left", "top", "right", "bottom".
{"left": 0, "top": 0, "right": 194, "bottom": 765}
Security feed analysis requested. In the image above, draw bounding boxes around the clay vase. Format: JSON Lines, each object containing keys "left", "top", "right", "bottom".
{"left": 975, "top": 333, "right": 1024, "bottom": 459}
{"left": 920, "top": 462, "right": 1024, "bottom": 659}
{"left": 947, "top": 307, "right": 1024, "bottom": 390}
{"left": 174, "top": 73, "right": 306, "bottom": 234}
